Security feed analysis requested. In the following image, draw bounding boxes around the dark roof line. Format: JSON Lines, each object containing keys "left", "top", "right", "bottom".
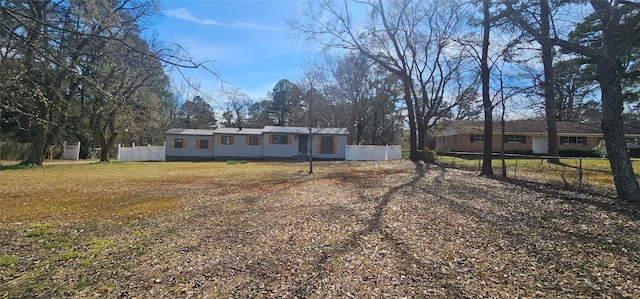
{"left": 439, "top": 120, "right": 640, "bottom": 135}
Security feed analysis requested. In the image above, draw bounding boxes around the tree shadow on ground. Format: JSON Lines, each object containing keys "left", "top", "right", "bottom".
{"left": 292, "top": 161, "right": 463, "bottom": 297}
{"left": 497, "top": 176, "right": 640, "bottom": 220}
{"left": 422, "top": 176, "right": 640, "bottom": 291}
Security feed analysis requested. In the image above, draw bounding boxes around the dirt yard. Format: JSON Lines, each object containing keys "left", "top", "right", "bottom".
{"left": 1, "top": 160, "right": 639, "bottom": 298}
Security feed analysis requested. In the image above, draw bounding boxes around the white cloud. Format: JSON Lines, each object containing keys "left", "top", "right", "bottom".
{"left": 165, "top": 8, "right": 284, "bottom": 31}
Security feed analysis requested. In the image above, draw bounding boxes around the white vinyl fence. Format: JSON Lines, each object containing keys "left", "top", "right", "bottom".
{"left": 345, "top": 145, "right": 402, "bottom": 161}
{"left": 117, "top": 143, "right": 165, "bottom": 162}
{"left": 62, "top": 141, "right": 81, "bottom": 160}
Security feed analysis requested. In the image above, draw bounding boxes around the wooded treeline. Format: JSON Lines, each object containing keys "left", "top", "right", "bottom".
{"left": 217, "top": 56, "right": 409, "bottom": 146}
{"left": 0, "top": 0, "right": 204, "bottom": 163}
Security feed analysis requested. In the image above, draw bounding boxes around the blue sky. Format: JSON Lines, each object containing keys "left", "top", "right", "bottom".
{"left": 147, "top": 0, "right": 312, "bottom": 106}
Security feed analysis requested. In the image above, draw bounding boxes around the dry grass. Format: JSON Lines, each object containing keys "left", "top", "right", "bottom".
{"left": 435, "top": 155, "right": 640, "bottom": 195}
{"left": 1, "top": 160, "right": 639, "bottom": 298}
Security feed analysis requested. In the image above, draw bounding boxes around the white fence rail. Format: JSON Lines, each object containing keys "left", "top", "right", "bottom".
{"left": 345, "top": 145, "right": 402, "bottom": 161}
{"left": 117, "top": 143, "right": 165, "bottom": 162}
{"left": 62, "top": 141, "right": 81, "bottom": 160}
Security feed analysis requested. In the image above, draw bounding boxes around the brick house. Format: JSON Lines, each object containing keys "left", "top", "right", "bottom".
{"left": 435, "top": 120, "right": 640, "bottom": 155}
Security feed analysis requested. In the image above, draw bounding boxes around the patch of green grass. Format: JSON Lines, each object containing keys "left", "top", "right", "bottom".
{"left": 0, "top": 161, "right": 39, "bottom": 170}
{"left": 0, "top": 255, "right": 19, "bottom": 266}
{"left": 42, "top": 232, "right": 74, "bottom": 249}
{"left": 24, "top": 223, "right": 50, "bottom": 237}
{"left": 58, "top": 251, "right": 81, "bottom": 261}
{"left": 540, "top": 214, "right": 554, "bottom": 221}
{"left": 226, "top": 160, "right": 249, "bottom": 165}
{"left": 87, "top": 237, "right": 117, "bottom": 253}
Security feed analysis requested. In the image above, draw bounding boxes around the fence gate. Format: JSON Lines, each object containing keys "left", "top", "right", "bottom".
{"left": 62, "top": 141, "right": 81, "bottom": 160}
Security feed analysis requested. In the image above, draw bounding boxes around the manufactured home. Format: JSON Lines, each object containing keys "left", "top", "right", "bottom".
{"left": 165, "top": 126, "right": 349, "bottom": 161}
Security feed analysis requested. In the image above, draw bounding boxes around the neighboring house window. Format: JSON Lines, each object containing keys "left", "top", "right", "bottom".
{"left": 271, "top": 134, "right": 289, "bottom": 144}
{"left": 248, "top": 136, "right": 260, "bottom": 145}
{"left": 220, "top": 136, "right": 233, "bottom": 145}
{"left": 505, "top": 135, "right": 526, "bottom": 144}
{"left": 198, "top": 139, "right": 209, "bottom": 149}
{"left": 561, "top": 136, "right": 586, "bottom": 145}
{"left": 470, "top": 134, "right": 484, "bottom": 143}
{"left": 174, "top": 138, "right": 184, "bottom": 148}
{"left": 318, "top": 136, "right": 337, "bottom": 154}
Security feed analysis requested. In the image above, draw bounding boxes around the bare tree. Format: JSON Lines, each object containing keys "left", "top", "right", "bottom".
{"left": 480, "top": 0, "right": 495, "bottom": 176}
{"left": 291, "top": 0, "right": 420, "bottom": 159}
{"left": 293, "top": 0, "right": 478, "bottom": 161}
{"left": 220, "top": 88, "right": 253, "bottom": 127}
{"left": 505, "top": 0, "right": 640, "bottom": 202}
{"left": 503, "top": 0, "right": 560, "bottom": 162}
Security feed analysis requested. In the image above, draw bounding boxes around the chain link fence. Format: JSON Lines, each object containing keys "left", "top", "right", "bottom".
{"left": 434, "top": 151, "right": 640, "bottom": 196}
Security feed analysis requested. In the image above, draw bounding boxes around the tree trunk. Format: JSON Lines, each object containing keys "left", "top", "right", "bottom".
{"left": 540, "top": 0, "right": 559, "bottom": 163}
{"left": 403, "top": 77, "right": 419, "bottom": 161}
{"left": 26, "top": 129, "right": 47, "bottom": 165}
{"left": 480, "top": 0, "right": 494, "bottom": 176}
{"left": 415, "top": 90, "right": 426, "bottom": 154}
{"left": 599, "top": 62, "right": 640, "bottom": 202}
{"left": 99, "top": 129, "right": 110, "bottom": 162}
{"left": 500, "top": 72, "right": 507, "bottom": 178}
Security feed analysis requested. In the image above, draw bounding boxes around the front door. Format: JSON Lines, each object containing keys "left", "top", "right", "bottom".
{"left": 298, "top": 135, "right": 309, "bottom": 155}
{"left": 532, "top": 136, "right": 548, "bottom": 154}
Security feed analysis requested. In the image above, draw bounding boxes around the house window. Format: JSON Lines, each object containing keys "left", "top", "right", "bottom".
{"left": 561, "top": 136, "right": 586, "bottom": 145}
{"left": 272, "top": 134, "right": 289, "bottom": 144}
{"left": 221, "top": 136, "right": 233, "bottom": 145}
{"left": 174, "top": 138, "right": 184, "bottom": 148}
{"left": 505, "top": 135, "right": 526, "bottom": 144}
{"left": 198, "top": 139, "right": 209, "bottom": 149}
{"left": 248, "top": 136, "right": 260, "bottom": 145}
{"left": 470, "top": 134, "right": 484, "bottom": 143}
{"left": 320, "top": 136, "right": 335, "bottom": 154}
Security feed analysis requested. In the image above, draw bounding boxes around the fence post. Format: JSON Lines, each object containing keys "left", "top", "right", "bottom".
{"left": 453, "top": 156, "right": 456, "bottom": 167}
{"left": 514, "top": 158, "right": 518, "bottom": 179}
{"left": 75, "top": 141, "right": 81, "bottom": 160}
{"left": 385, "top": 145, "right": 388, "bottom": 161}
{"left": 579, "top": 158, "right": 583, "bottom": 192}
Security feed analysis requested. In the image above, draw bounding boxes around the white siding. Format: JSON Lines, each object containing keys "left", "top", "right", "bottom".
{"left": 213, "top": 135, "right": 263, "bottom": 158}
{"left": 165, "top": 134, "right": 214, "bottom": 160}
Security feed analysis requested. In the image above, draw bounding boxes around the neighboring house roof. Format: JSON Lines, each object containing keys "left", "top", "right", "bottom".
{"left": 263, "top": 126, "right": 349, "bottom": 135}
{"left": 437, "top": 120, "right": 640, "bottom": 136}
{"left": 213, "top": 127, "right": 263, "bottom": 135}
{"left": 166, "top": 128, "right": 214, "bottom": 136}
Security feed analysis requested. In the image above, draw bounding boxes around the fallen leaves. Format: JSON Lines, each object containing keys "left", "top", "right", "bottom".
{"left": 1, "top": 160, "right": 639, "bottom": 297}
